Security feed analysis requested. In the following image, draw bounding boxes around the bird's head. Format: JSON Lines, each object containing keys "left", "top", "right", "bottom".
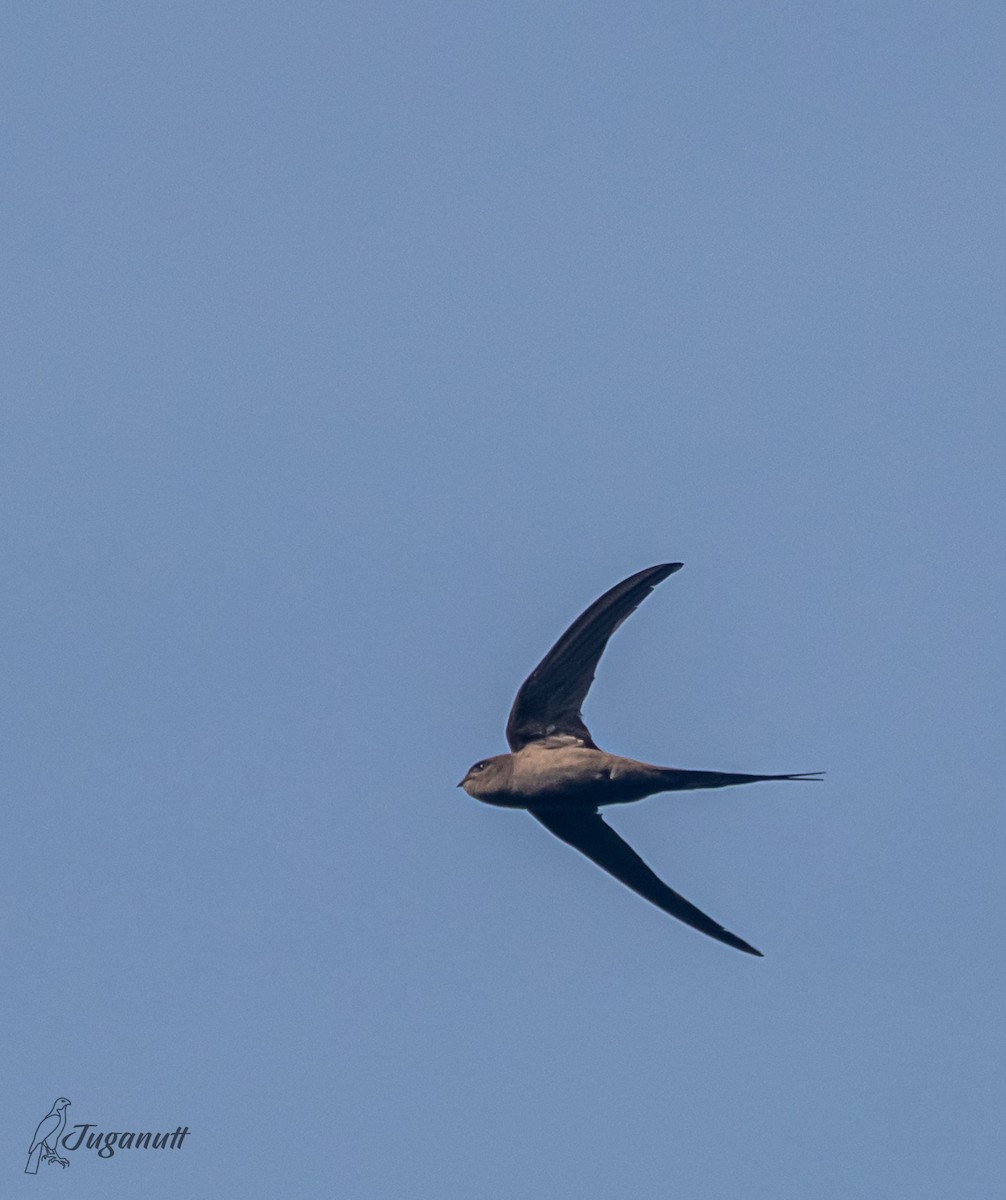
{"left": 54, "top": 1099, "right": 70, "bottom": 1111}
{"left": 457, "top": 755, "right": 513, "bottom": 802}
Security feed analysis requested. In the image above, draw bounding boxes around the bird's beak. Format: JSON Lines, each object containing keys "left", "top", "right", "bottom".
{"left": 456, "top": 779, "right": 464, "bottom": 788}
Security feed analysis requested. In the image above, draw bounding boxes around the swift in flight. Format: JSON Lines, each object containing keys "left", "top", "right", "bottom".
{"left": 459, "top": 564, "right": 821, "bottom": 955}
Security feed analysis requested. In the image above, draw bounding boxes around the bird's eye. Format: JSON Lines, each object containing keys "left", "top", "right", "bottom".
{"left": 474, "top": 761, "right": 487, "bottom": 771}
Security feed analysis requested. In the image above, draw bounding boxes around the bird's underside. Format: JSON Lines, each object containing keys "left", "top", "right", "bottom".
{"left": 459, "top": 563, "right": 823, "bottom": 955}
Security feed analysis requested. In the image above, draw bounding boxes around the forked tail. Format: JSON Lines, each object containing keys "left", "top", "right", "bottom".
{"left": 658, "top": 768, "right": 824, "bottom": 792}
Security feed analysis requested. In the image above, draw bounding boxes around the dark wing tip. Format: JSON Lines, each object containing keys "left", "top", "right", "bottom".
{"left": 709, "top": 923, "right": 763, "bottom": 957}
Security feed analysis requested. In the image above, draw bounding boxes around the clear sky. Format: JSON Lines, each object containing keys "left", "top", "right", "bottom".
{"left": 4, "top": 3, "right": 1003, "bottom": 1197}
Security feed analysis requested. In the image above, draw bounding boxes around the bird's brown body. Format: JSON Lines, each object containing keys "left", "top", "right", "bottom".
{"left": 463, "top": 742, "right": 664, "bottom": 808}
{"left": 462, "top": 741, "right": 805, "bottom": 810}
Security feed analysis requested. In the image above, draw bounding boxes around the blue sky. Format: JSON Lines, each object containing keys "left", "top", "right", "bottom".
{"left": 3, "top": 3, "right": 1003, "bottom": 1196}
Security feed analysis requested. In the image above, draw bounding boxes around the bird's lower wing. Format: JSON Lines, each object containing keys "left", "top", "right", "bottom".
{"left": 529, "top": 807, "right": 762, "bottom": 956}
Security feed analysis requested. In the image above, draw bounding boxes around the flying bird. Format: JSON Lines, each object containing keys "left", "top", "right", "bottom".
{"left": 459, "top": 564, "right": 821, "bottom": 955}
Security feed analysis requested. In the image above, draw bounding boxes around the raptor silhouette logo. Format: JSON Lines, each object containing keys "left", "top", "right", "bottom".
{"left": 26, "top": 1097, "right": 71, "bottom": 1173}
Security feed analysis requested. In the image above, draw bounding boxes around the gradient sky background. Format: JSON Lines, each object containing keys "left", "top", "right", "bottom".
{"left": 3, "top": 4, "right": 1004, "bottom": 1197}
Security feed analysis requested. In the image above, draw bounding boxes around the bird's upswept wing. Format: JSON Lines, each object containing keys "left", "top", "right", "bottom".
{"left": 505, "top": 563, "right": 682, "bottom": 751}
{"left": 530, "top": 806, "right": 762, "bottom": 956}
